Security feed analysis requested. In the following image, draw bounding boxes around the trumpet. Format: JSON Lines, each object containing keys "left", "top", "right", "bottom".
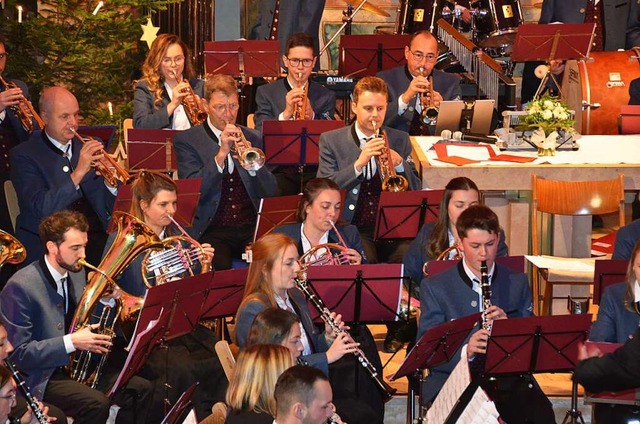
{"left": 69, "top": 127, "right": 132, "bottom": 187}
{"left": 292, "top": 72, "right": 309, "bottom": 120}
{"left": 418, "top": 67, "right": 438, "bottom": 125}
{"left": 0, "top": 75, "right": 44, "bottom": 134}
{"left": 226, "top": 121, "right": 265, "bottom": 172}
{"left": 172, "top": 70, "right": 207, "bottom": 125}
{"left": 371, "top": 121, "right": 409, "bottom": 192}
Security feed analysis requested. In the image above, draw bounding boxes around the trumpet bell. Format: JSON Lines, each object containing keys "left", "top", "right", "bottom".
{"left": 240, "top": 148, "right": 266, "bottom": 172}
{"left": 382, "top": 175, "right": 409, "bottom": 192}
{"left": 0, "top": 230, "right": 26, "bottom": 267}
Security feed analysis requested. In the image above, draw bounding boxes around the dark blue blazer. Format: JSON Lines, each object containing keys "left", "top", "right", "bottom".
{"left": 377, "top": 66, "right": 461, "bottom": 133}
{"left": 10, "top": 131, "right": 116, "bottom": 264}
{"left": 235, "top": 290, "right": 330, "bottom": 375}
{"left": 403, "top": 222, "right": 509, "bottom": 286}
{"left": 612, "top": 219, "right": 640, "bottom": 260}
{"left": 1, "top": 78, "right": 32, "bottom": 142}
{"left": 133, "top": 79, "right": 205, "bottom": 129}
{"left": 631, "top": 78, "right": 640, "bottom": 106}
{"left": 589, "top": 282, "right": 640, "bottom": 343}
{"left": 174, "top": 122, "right": 278, "bottom": 239}
{"left": 253, "top": 78, "right": 336, "bottom": 131}
{"left": 418, "top": 261, "right": 532, "bottom": 403}
{"left": 272, "top": 222, "right": 367, "bottom": 263}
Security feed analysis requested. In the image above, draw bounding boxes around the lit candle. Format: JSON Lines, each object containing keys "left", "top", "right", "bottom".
{"left": 17, "top": 5, "right": 23, "bottom": 23}
{"left": 92, "top": 1, "right": 103, "bottom": 15}
{"left": 108, "top": 101, "right": 113, "bottom": 117}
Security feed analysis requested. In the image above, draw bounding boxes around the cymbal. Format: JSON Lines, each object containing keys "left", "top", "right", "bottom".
{"left": 343, "top": 0, "right": 391, "bottom": 18}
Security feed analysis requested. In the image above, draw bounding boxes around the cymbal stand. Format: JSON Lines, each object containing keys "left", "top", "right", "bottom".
{"left": 429, "top": 0, "right": 439, "bottom": 33}
{"left": 319, "top": 0, "right": 371, "bottom": 58}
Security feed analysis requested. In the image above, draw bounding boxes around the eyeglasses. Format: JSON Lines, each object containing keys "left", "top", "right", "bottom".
{"left": 161, "top": 56, "right": 185, "bottom": 66}
{"left": 0, "top": 53, "right": 7, "bottom": 60}
{"left": 409, "top": 50, "right": 437, "bottom": 62}
{"left": 286, "top": 57, "right": 314, "bottom": 67}
{"left": 211, "top": 103, "right": 239, "bottom": 113}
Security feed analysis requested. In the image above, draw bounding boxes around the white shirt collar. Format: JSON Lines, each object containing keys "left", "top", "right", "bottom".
{"left": 44, "top": 255, "right": 67, "bottom": 284}
{"left": 461, "top": 259, "right": 494, "bottom": 284}
{"left": 634, "top": 280, "right": 640, "bottom": 302}
{"left": 300, "top": 223, "right": 330, "bottom": 259}
{"left": 46, "top": 133, "right": 72, "bottom": 158}
{"left": 354, "top": 122, "right": 374, "bottom": 147}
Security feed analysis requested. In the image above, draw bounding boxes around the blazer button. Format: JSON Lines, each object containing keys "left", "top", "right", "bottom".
{"left": 348, "top": 204, "right": 355, "bottom": 211}
{"left": 408, "top": 106, "right": 415, "bottom": 112}
{"left": 579, "top": 8, "right": 585, "bottom": 13}
{"left": 352, "top": 188, "right": 358, "bottom": 194}
{"left": 57, "top": 323, "right": 63, "bottom": 330}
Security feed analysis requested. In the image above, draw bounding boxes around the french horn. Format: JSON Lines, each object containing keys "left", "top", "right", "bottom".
{"left": 0, "top": 230, "right": 26, "bottom": 269}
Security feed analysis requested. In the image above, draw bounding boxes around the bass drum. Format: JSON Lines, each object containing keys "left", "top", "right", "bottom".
{"left": 472, "top": 0, "right": 523, "bottom": 48}
{"left": 562, "top": 49, "right": 640, "bottom": 135}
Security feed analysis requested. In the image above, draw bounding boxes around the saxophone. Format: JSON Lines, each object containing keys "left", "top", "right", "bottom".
{"left": 480, "top": 260, "right": 492, "bottom": 332}
{"left": 4, "top": 360, "right": 48, "bottom": 424}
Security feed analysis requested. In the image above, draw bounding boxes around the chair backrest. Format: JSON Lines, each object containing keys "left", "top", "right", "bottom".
{"left": 199, "top": 402, "right": 228, "bottom": 424}
{"left": 593, "top": 259, "right": 628, "bottom": 305}
{"left": 531, "top": 173, "right": 625, "bottom": 255}
{"left": 215, "top": 340, "right": 236, "bottom": 382}
{"left": 425, "top": 256, "right": 526, "bottom": 278}
{"left": 3, "top": 180, "right": 19, "bottom": 232}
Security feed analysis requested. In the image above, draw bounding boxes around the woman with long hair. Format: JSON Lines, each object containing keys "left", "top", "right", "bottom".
{"left": 246, "top": 307, "right": 304, "bottom": 361}
{"left": 225, "top": 344, "right": 293, "bottom": 424}
{"left": 133, "top": 33, "right": 204, "bottom": 129}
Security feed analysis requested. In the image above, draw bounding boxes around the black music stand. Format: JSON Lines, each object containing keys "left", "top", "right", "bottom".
{"left": 161, "top": 382, "right": 199, "bottom": 424}
{"left": 253, "top": 194, "right": 302, "bottom": 242}
{"left": 339, "top": 34, "right": 411, "bottom": 77}
{"left": 126, "top": 128, "right": 178, "bottom": 173}
{"left": 304, "top": 264, "right": 404, "bottom": 324}
{"left": 374, "top": 190, "right": 444, "bottom": 241}
{"left": 262, "top": 120, "right": 344, "bottom": 192}
{"left": 593, "top": 259, "right": 627, "bottom": 305}
{"left": 511, "top": 23, "right": 596, "bottom": 98}
{"left": 200, "top": 268, "right": 248, "bottom": 320}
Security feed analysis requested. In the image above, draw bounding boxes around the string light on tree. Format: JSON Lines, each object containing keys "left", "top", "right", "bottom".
{"left": 92, "top": 1, "right": 104, "bottom": 15}
{"left": 140, "top": 17, "right": 159, "bottom": 48}
{"left": 17, "top": 5, "right": 23, "bottom": 23}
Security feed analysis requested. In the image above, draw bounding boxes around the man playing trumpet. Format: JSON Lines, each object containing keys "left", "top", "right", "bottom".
{"left": 175, "top": 74, "right": 278, "bottom": 270}
{"left": 10, "top": 86, "right": 117, "bottom": 265}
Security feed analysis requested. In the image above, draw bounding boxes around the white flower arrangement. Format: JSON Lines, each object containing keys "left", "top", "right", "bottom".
{"left": 520, "top": 94, "right": 576, "bottom": 136}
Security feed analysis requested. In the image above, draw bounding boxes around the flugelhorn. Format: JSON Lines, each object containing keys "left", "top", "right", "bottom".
{"left": 69, "top": 127, "right": 132, "bottom": 187}
{"left": 0, "top": 230, "right": 26, "bottom": 270}
{"left": 226, "top": 121, "right": 265, "bottom": 172}
{"left": 0, "top": 75, "right": 44, "bottom": 134}
{"left": 292, "top": 72, "right": 309, "bottom": 120}
{"left": 171, "top": 70, "right": 207, "bottom": 125}
{"left": 141, "top": 214, "right": 212, "bottom": 287}
{"left": 371, "top": 120, "right": 409, "bottom": 192}
{"left": 298, "top": 221, "right": 351, "bottom": 267}
{"left": 418, "top": 67, "right": 438, "bottom": 125}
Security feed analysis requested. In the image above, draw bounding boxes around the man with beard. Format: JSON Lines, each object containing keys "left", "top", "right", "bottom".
{"left": 0, "top": 210, "right": 152, "bottom": 424}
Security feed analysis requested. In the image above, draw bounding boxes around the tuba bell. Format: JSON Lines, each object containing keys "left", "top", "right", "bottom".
{"left": 0, "top": 230, "right": 26, "bottom": 269}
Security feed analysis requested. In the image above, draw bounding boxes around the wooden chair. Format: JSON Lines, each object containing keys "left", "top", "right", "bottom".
{"left": 215, "top": 340, "right": 236, "bottom": 382}
{"left": 531, "top": 173, "right": 625, "bottom": 315}
{"left": 199, "top": 402, "right": 228, "bottom": 424}
{"left": 3, "top": 180, "right": 19, "bottom": 232}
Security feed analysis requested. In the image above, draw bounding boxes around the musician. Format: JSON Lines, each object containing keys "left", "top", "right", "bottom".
{"left": 587, "top": 239, "right": 640, "bottom": 422}
{"left": 403, "top": 177, "right": 509, "bottom": 289}
{"left": 418, "top": 205, "right": 555, "bottom": 423}
{"left": 10, "top": 86, "right": 116, "bottom": 266}
{"left": 101, "top": 170, "right": 226, "bottom": 422}
{"left": 175, "top": 74, "right": 278, "bottom": 270}
{"left": 273, "top": 365, "right": 335, "bottom": 424}
{"left": 317, "top": 76, "right": 421, "bottom": 264}
{"left": 272, "top": 178, "right": 365, "bottom": 264}
{"left": 613, "top": 219, "right": 640, "bottom": 260}
{"left": 630, "top": 77, "right": 640, "bottom": 105}
{"left": 246, "top": 307, "right": 305, "bottom": 360}
{"left": 0, "top": 210, "right": 152, "bottom": 424}
{"left": 0, "top": 366, "right": 52, "bottom": 424}
{"left": 377, "top": 30, "right": 461, "bottom": 135}
{"left": 225, "top": 344, "right": 294, "bottom": 424}
{"left": 133, "top": 33, "right": 204, "bottom": 129}
{"left": 521, "top": 0, "right": 640, "bottom": 104}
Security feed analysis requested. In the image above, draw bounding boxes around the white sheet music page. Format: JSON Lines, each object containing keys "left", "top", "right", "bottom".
{"left": 457, "top": 387, "right": 500, "bottom": 424}
{"left": 426, "top": 346, "right": 472, "bottom": 424}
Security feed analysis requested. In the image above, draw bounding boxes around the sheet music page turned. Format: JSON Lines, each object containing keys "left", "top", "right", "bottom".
{"left": 457, "top": 387, "right": 500, "bottom": 424}
{"left": 426, "top": 348, "right": 472, "bottom": 424}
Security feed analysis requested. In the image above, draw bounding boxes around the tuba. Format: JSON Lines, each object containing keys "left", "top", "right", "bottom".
{"left": 0, "top": 230, "right": 26, "bottom": 269}
{"left": 292, "top": 73, "right": 309, "bottom": 120}
{"left": 172, "top": 70, "right": 208, "bottom": 125}
{"left": 69, "top": 212, "right": 163, "bottom": 387}
{"left": 372, "top": 120, "right": 409, "bottom": 192}
{"left": 141, "top": 215, "right": 211, "bottom": 287}
{"left": 227, "top": 122, "right": 266, "bottom": 172}
{"left": 418, "top": 68, "right": 439, "bottom": 125}
{"left": 0, "top": 75, "right": 44, "bottom": 134}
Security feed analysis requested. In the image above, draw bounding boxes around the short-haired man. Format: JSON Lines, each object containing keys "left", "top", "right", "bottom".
{"left": 10, "top": 86, "right": 117, "bottom": 265}
{"left": 377, "top": 31, "right": 461, "bottom": 135}
{"left": 418, "top": 205, "right": 555, "bottom": 423}
{"left": 174, "top": 74, "right": 278, "bottom": 270}
{"left": 0, "top": 210, "right": 147, "bottom": 423}
{"left": 274, "top": 365, "right": 335, "bottom": 424}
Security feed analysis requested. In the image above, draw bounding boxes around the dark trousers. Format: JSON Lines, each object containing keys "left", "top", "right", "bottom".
{"left": 43, "top": 373, "right": 110, "bottom": 424}
{"left": 358, "top": 226, "right": 411, "bottom": 264}
{"left": 200, "top": 224, "right": 254, "bottom": 270}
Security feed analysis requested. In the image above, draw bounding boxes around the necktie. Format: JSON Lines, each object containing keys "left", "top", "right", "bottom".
{"left": 362, "top": 137, "right": 375, "bottom": 180}
{"left": 60, "top": 277, "right": 67, "bottom": 313}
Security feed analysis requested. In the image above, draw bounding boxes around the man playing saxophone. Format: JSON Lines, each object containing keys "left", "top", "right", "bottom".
{"left": 0, "top": 210, "right": 152, "bottom": 424}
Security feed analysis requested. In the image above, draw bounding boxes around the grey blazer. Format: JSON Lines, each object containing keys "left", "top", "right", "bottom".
{"left": 377, "top": 66, "right": 462, "bottom": 133}
{"left": 0, "top": 259, "right": 86, "bottom": 399}
{"left": 317, "top": 124, "right": 421, "bottom": 223}
{"left": 133, "top": 79, "right": 205, "bottom": 129}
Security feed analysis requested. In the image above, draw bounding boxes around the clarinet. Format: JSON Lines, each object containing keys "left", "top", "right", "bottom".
{"left": 4, "top": 360, "right": 48, "bottom": 424}
{"left": 480, "top": 260, "right": 492, "bottom": 332}
{"left": 293, "top": 275, "right": 397, "bottom": 402}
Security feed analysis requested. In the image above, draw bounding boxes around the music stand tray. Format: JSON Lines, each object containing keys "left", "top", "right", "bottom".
{"left": 511, "top": 23, "right": 596, "bottom": 62}
{"left": 391, "top": 313, "right": 482, "bottom": 381}
{"left": 253, "top": 194, "right": 302, "bottom": 242}
{"left": 77, "top": 125, "right": 118, "bottom": 151}
{"left": 593, "top": 259, "right": 627, "bottom": 305}
{"left": 374, "top": 190, "right": 444, "bottom": 240}
{"left": 304, "top": 264, "right": 404, "bottom": 323}
{"left": 161, "top": 382, "right": 199, "bottom": 424}
{"left": 127, "top": 128, "right": 178, "bottom": 173}
{"left": 262, "top": 120, "right": 344, "bottom": 167}
{"left": 200, "top": 268, "right": 248, "bottom": 320}
{"left": 339, "top": 34, "right": 411, "bottom": 77}
{"left": 203, "top": 40, "right": 281, "bottom": 77}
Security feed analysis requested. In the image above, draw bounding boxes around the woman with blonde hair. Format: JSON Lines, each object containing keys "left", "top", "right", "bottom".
{"left": 225, "top": 344, "right": 293, "bottom": 423}
{"left": 133, "top": 33, "right": 204, "bottom": 129}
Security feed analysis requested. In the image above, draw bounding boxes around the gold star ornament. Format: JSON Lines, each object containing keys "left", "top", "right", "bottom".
{"left": 140, "top": 17, "right": 160, "bottom": 48}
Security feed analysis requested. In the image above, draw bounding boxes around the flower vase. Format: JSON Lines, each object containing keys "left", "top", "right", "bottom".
{"left": 537, "top": 146, "right": 556, "bottom": 156}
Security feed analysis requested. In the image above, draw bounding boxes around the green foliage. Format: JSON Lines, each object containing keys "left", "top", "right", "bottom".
{"left": 0, "top": 0, "right": 179, "bottom": 127}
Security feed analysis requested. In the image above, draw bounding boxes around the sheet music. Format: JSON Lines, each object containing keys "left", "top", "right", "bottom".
{"left": 457, "top": 387, "right": 500, "bottom": 424}
{"left": 427, "top": 347, "right": 472, "bottom": 424}
{"left": 180, "top": 409, "right": 197, "bottom": 424}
